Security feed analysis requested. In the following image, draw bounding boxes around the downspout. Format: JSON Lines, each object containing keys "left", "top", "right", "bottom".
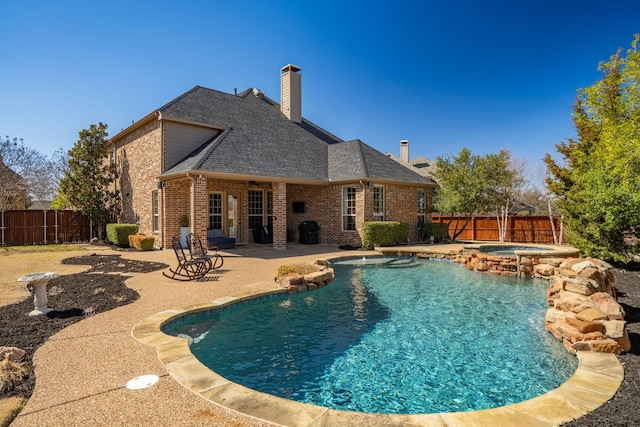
{"left": 158, "top": 181, "right": 165, "bottom": 249}
{"left": 157, "top": 111, "right": 165, "bottom": 248}
{"left": 187, "top": 173, "right": 196, "bottom": 236}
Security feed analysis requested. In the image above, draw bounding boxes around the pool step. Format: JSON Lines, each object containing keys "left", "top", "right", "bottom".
{"left": 384, "top": 258, "right": 422, "bottom": 268}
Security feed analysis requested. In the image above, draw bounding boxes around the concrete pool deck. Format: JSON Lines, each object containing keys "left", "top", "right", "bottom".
{"left": 11, "top": 243, "right": 623, "bottom": 426}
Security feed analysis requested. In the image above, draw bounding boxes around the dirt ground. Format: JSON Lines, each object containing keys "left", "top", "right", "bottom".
{"left": 0, "top": 245, "right": 92, "bottom": 306}
{"left": 0, "top": 246, "right": 639, "bottom": 426}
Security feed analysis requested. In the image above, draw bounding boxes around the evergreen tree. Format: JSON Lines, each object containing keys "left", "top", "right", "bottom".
{"left": 545, "top": 35, "right": 640, "bottom": 261}
{"left": 57, "top": 123, "right": 120, "bottom": 239}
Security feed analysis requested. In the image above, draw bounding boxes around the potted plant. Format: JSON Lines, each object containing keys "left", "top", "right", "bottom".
{"left": 228, "top": 218, "right": 237, "bottom": 238}
{"left": 179, "top": 214, "right": 190, "bottom": 249}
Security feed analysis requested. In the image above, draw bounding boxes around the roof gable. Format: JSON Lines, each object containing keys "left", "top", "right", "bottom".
{"left": 330, "top": 140, "right": 435, "bottom": 184}
{"left": 161, "top": 87, "right": 337, "bottom": 181}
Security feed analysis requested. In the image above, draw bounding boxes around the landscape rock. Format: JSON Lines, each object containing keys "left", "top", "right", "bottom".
{"left": 576, "top": 307, "right": 608, "bottom": 322}
{"left": 276, "top": 274, "right": 304, "bottom": 288}
{"left": 587, "top": 339, "right": 621, "bottom": 354}
{"left": 304, "top": 268, "right": 335, "bottom": 285}
{"left": 314, "top": 259, "right": 331, "bottom": 268}
{"left": 571, "top": 260, "right": 599, "bottom": 274}
{"left": 565, "top": 317, "right": 603, "bottom": 333}
{"left": 562, "top": 276, "right": 605, "bottom": 296}
{"left": 553, "top": 291, "right": 594, "bottom": 313}
{"left": 615, "top": 330, "right": 632, "bottom": 352}
{"left": 287, "top": 284, "right": 308, "bottom": 293}
{"left": 0, "top": 346, "right": 26, "bottom": 362}
{"left": 538, "top": 257, "right": 565, "bottom": 267}
{"left": 601, "top": 320, "right": 626, "bottom": 339}
{"left": 534, "top": 263, "right": 555, "bottom": 276}
{"left": 579, "top": 266, "right": 604, "bottom": 286}
{"left": 590, "top": 292, "right": 626, "bottom": 320}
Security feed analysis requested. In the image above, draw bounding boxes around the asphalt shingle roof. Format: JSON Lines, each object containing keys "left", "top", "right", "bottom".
{"left": 159, "top": 86, "right": 432, "bottom": 185}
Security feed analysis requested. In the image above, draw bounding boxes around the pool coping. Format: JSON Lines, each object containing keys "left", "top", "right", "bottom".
{"left": 131, "top": 257, "right": 623, "bottom": 427}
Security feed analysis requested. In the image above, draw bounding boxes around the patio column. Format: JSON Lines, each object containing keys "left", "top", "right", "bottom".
{"left": 272, "top": 181, "right": 287, "bottom": 249}
{"left": 192, "top": 175, "right": 208, "bottom": 239}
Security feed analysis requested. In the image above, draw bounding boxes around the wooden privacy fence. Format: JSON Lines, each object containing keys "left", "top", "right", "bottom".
{"left": 431, "top": 215, "right": 563, "bottom": 244}
{"left": 0, "top": 210, "right": 93, "bottom": 246}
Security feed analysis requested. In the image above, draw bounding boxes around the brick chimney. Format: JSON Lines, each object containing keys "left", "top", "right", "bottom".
{"left": 400, "top": 139, "right": 409, "bottom": 162}
{"left": 280, "top": 64, "right": 302, "bottom": 123}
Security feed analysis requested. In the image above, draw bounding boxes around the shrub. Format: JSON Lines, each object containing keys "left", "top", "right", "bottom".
{"left": 0, "top": 357, "right": 29, "bottom": 394}
{"left": 420, "top": 222, "right": 450, "bottom": 243}
{"left": 276, "top": 263, "right": 319, "bottom": 279}
{"left": 106, "top": 223, "right": 139, "bottom": 247}
{"left": 361, "top": 221, "right": 409, "bottom": 249}
{"left": 127, "top": 234, "right": 155, "bottom": 251}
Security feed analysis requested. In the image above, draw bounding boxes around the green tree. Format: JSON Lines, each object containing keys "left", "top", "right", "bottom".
{"left": 433, "top": 148, "right": 522, "bottom": 239}
{"left": 545, "top": 35, "right": 640, "bottom": 261}
{"left": 57, "top": 123, "right": 120, "bottom": 239}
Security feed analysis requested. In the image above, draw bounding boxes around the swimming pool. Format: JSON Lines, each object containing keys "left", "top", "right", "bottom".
{"left": 163, "top": 257, "right": 577, "bottom": 414}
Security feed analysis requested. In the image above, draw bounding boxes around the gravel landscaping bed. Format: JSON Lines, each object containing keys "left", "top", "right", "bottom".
{"left": 0, "top": 254, "right": 166, "bottom": 398}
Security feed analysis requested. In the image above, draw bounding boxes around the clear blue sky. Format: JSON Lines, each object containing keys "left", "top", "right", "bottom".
{"left": 1, "top": 0, "right": 638, "bottom": 178}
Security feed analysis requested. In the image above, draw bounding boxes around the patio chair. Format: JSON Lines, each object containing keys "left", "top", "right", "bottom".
{"left": 187, "top": 233, "right": 224, "bottom": 270}
{"left": 163, "top": 236, "right": 211, "bottom": 281}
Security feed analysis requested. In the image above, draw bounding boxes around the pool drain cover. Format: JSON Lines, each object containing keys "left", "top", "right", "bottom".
{"left": 126, "top": 374, "right": 159, "bottom": 390}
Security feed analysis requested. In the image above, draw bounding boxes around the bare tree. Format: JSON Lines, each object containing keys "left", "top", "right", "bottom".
{"left": 0, "top": 136, "right": 63, "bottom": 207}
{"left": 0, "top": 152, "right": 26, "bottom": 210}
{"left": 519, "top": 158, "right": 564, "bottom": 245}
{"left": 495, "top": 153, "right": 526, "bottom": 242}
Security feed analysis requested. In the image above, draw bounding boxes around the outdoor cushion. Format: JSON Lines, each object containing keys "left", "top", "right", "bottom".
{"left": 207, "top": 229, "right": 235, "bottom": 249}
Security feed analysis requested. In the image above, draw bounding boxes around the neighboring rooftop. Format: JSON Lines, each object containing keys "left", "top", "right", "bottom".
{"left": 386, "top": 139, "right": 438, "bottom": 185}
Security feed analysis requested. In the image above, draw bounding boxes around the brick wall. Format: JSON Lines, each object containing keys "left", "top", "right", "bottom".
{"left": 286, "top": 183, "right": 424, "bottom": 246}
{"left": 287, "top": 184, "right": 363, "bottom": 246}
{"left": 273, "top": 182, "right": 287, "bottom": 248}
{"left": 113, "top": 120, "right": 163, "bottom": 247}
{"left": 162, "top": 179, "right": 190, "bottom": 248}
{"left": 384, "top": 184, "right": 421, "bottom": 242}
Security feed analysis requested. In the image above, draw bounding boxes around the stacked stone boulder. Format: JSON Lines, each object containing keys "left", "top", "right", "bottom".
{"left": 455, "top": 248, "right": 581, "bottom": 278}
{"left": 545, "top": 257, "right": 630, "bottom": 354}
{"left": 455, "top": 251, "right": 518, "bottom": 276}
{"left": 275, "top": 259, "right": 335, "bottom": 293}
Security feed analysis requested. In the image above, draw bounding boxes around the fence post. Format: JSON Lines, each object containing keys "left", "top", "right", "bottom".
{"left": 54, "top": 210, "right": 59, "bottom": 244}
{"left": 471, "top": 216, "right": 476, "bottom": 241}
{"left": 42, "top": 210, "right": 47, "bottom": 244}
{"left": 509, "top": 215, "right": 514, "bottom": 242}
{"left": 1, "top": 211, "right": 4, "bottom": 246}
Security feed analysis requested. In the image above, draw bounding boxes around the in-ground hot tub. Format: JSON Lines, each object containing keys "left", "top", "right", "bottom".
{"left": 462, "top": 243, "right": 580, "bottom": 277}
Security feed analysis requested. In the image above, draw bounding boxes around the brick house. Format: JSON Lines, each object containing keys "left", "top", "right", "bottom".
{"left": 0, "top": 155, "right": 26, "bottom": 210}
{"left": 108, "top": 64, "right": 437, "bottom": 249}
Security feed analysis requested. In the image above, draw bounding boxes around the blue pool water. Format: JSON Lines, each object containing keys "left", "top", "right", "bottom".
{"left": 164, "top": 257, "right": 577, "bottom": 414}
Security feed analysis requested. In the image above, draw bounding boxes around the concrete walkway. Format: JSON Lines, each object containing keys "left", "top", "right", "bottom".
{"left": 10, "top": 243, "right": 622, "bottom": 426}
